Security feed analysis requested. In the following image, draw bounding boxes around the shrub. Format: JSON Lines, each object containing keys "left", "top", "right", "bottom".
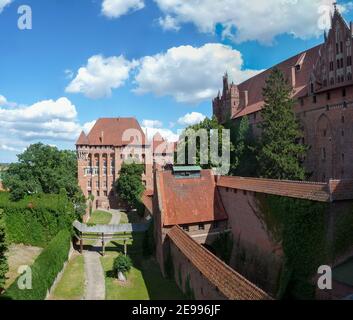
{"left": 113, "top": 255, "right": 132, "bottom": 276}
{"left": 0, "top": 209, "right": 8, "bottom": 291}
{"left": 0, "top": 192, "right": 75, "bottom": 247}
{"left": 3, "top": 229, "right": 71, "bottom": 300}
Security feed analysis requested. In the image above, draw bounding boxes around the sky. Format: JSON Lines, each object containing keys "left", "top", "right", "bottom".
{"left": 0, "top": 0, "right": 353, "bottom": 162}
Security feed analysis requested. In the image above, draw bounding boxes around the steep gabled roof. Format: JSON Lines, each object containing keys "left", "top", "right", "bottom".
{"left": 153, "top": 132, "right": 175, "bottom": 154}
{"left": 232, "top": 45, "right": 322, "bottom": 119}
{"left": 76, "top": 131, "right": 89, "bottom": 145}
{"left": 76, "top": 118, "right": 146, "bottom": 146}
{"left": 157, "top": 169, "right": 228, "bottom": 226}
{"left": 168, "top": 226, "right": 272, "bottom": 300}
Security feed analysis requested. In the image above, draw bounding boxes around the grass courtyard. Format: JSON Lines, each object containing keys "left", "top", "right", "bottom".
{"left": 101, "top": 240, "right": 185, "bottom": 300}
{"left": 50, "top": 254, "right": 85, "bottom": 300}
{"left": 89, "top": 210, "right": 112, "bottom": 225}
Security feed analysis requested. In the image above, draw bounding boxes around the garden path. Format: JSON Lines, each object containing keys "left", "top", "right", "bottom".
{"left": 83, "top": 209, "right": 120, "bottom": 300}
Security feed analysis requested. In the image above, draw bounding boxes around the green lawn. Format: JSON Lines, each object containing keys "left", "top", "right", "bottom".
{"left": 101, "top": 239, "right": 185, "bottom": 300}
{"left": 50, "top": 254, "right": 85, "bottom": 300}
{"left": 89, "top": 210, "right": 112, "bottom": 225}
{"left": 119, "top": 211, "right": 141, "bottom": 224}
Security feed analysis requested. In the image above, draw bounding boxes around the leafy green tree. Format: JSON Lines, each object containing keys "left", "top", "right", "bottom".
{"left": 2, "top": 144, "right": 85, "bottom": 209}
{"left": 0, "top": 209, "right": 8, "bottom": 291}
{"left": 113, "top": 255, "right": 132, "bottom": 276}
{"left": 114, "top": 162, "right": 145, "bottom": 210}
{"left": 257, "top": 68, "right": 307, "bottom": 180}
{"left": 176, "top": 116, "right": 234, "bottom": 172}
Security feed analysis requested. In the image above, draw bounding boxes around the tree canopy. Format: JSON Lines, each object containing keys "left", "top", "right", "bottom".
{"left": 2, "top": 143, "right": 85, "bottom": 214}
{"left": 257, "top": 68, "right": 307, "bottom": 180}
{"left": 114, "top": 162, "right": 145, "bottom": 210}
{"left": 176, "top": 116, "right": 233, "bottom": 174}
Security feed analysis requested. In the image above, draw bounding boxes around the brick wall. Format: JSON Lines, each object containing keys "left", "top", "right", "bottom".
{"left": 168, "top": 237, "right": 228, "bottom": 300}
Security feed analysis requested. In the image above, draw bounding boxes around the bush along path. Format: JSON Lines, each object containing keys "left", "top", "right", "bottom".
{"left": 83, "top": 209, "right": 121, "bottom": 300}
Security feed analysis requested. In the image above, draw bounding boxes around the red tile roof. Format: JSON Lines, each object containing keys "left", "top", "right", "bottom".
{"left": 141, "top": 189, "right": 153, "bottom": 214}
{"left": 76, "top": 131, "right": 89, "bottom": 145}
{"left": 233, "top": 45, "right": 321, "bottom": 119}
{"left": 168, "top": 226, "right": 272, "bottom": 300}
{"left": 153, "top": 132, "right": 175, "bottom": 154}
{"left": 157, "top": 170, "right": 228, "bottom": 226}
{"left": 217, "top": 176, "right": 331, "bottom": 202}
{"left": 76, "top": 118, "right": 147, "bottom": 146}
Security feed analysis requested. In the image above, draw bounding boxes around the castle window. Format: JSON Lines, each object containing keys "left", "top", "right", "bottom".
{"left": 97, "top": 190, "right": 100, "bottom": 196}
{"left": 96, "top": 181, "right": 99, "bottom": 188}
{"left": 341, "top": 58, "right": 344, "bottom": 68}
{"left": 342, "top": 129, "right": 345, "bottom": 137}
{"left": 182, "top": 225, "right": 189, "bottom": 232}
{"left": 311, "top": 83, "right": 314, "bottom": 93}
{"left": 104, "top": 191, "right": 107, "bottom": 197}
{"left": 87, "top": 180, "right": 92, "bottom": 188}
{"left": 327, "top": 92, "right": 331, "bottom": 100}
{"left": 341, "top": 41, "right": 344, "bottom": 53}
{"left": 330, "top": 78, "right": 334, "bottom": 85}
{"left": 336, "top": 43, "right": 339, "bottom": 54}
{"left": 330, "top": 61, "right": 334, "bottom": 71}
{"left": 313, "top": 95, "right": 317, "bottom": 104}
{"left": 337, "top": 59, "right": 340, "bottom": 69}
{"left": 296, "top": 64, "right": 301, "bottom": 71}
{"left": 342, "top": 153, "right": 345, "bottom": 162}
{"left": 198, "top": 224, "right": 205, "bottom": 231}
{"left": 323, "top": 129, "right": 327, "bottom": 137}
{"left": 343, "top": 88, "right": 346, "bottom": 97}
{"left": 348, "top": 73, "right": 352, "bottom": 80}
{"left": 300, "top": 98, "right": 304, "bottom": 106}
{"left": 347, "top": 56, "right": 352, "bottom": 66}
{"left": 342, "top": 115, "right": 345, "bottom": 123}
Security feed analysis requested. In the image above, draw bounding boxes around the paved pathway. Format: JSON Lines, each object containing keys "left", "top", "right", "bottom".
{"left": 83, "top": 209, "right": 121, "bottom": 300}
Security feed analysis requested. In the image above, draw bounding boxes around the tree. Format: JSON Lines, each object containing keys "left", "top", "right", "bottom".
{"left": 257, "top": 68, "right": 308, "bottom": 180}
{"left": 2, "top": 143, "right": 85, "bottom": 204}
{"left": 176, "top": 116, "right": 234, "bottom": 172}
{"left": 114, "top": 162, "right": 145, "bottom": 210}
{"left": 0, "top": 209, "right": 8, "bottom": 291}
{"left": 113, "top": 255, "right": 132, "bottom": 281}
{"left": 225, "top": 116, "right": 258, "bottom": 177}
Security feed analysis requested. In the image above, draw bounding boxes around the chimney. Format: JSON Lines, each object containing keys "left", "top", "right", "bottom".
{"left": 291, "top": 66, "right": 296, "bottom": 88}
{"left": 242, "top": 90, "right": 248, "bottom": 108}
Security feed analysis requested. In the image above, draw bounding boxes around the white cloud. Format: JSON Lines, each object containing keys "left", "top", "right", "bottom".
{"left": 158, "top": 15, "right": 180, "bottom": 31}
{"left": 82, "top": 120, "right": 96, "bottom": 134}
{"left": 0, "top": 0, "right": 12, "bottom": 14}
{"left": 102, "top": 0, "right": 145, "bottom": 18}
{"left": 134, "top": 43, "right": 261, "bottom": 104}
{"left": 154, "top": 0, "right": 341, "bottom": 44}
{"left": 142, "top": 126, "right": 179, "bottom": 142}
{"left": 0, "top": 94, "right": 16, "bottom": 107}
{"left": 178, "top": 112, "right": 206, "bottom": 126}
{"left": 0, "top": 97, "right": 82, "bottom": 142}
{"left": 66, "top": 55, "right": 136, "bottom": 99}
{"left": 142, "top": 119, "right": 163, "bottom": 128}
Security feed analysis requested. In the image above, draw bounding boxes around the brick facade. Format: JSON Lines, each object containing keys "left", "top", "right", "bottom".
{"left": 76, "top": 118, "right": 173, "bottom": 212}
{"left": 213, "top": 8, "right": 353, "bottom": 182}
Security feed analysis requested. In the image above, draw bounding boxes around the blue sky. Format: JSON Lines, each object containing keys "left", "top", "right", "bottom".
{"left": 0, "top": 0, "right": 352, "bottom": 162}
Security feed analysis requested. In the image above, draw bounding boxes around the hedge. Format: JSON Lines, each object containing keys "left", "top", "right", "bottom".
{"left": 3, "top": 229, "right": 71, "bottom": 300}
{"left": 0, "top": 192, "right": 75, "bottom": 247}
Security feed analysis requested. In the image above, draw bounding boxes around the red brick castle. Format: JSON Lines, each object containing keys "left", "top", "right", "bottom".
{"left": 213, "top": 6, "right": 353, "bottom": 182}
